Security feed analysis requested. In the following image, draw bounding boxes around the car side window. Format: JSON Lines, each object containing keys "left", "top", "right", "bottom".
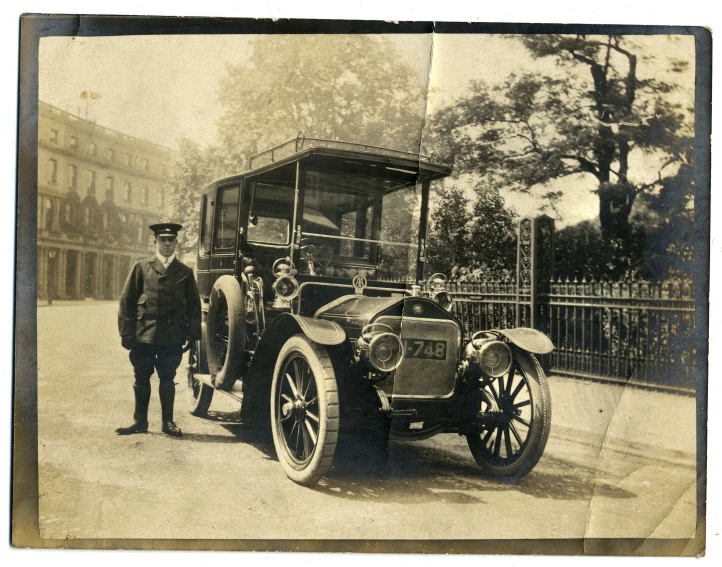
{"left": 246, "top": 181, "right": 294, "bottom": 245}
{"left": 213, "top": 185, "right": 240, "bottom": 251}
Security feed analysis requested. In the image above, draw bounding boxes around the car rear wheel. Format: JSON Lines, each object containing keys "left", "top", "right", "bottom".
{"left": 466, "top": 351, "right": 551, "bottom": 479}
{"left": 270, "top": 335, "right": 339, "bottom": 486}
{"left": 186, "top": 340, "right": 213, "bottom": 417}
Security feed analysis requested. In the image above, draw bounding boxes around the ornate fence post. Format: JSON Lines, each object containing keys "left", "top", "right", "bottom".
{"left": 515, "top": 215, "right": 555, "bottom": 329}
{"left": 515, "top": 217, "right": 532, "bottom": 327}
{"left": 533, "top": 215, "right": 555, "bottom": 333}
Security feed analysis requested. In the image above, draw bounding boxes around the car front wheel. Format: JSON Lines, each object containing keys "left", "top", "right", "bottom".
{"left": 270, "top": 335, "right": 339, "bottom": 486}
{"left": 466, "top": 351, "right": 551, "bottom": 479}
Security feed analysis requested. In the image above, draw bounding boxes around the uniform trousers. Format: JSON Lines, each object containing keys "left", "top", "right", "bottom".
{"left": 129, "top": 343, "right": 183, "bottom": 423}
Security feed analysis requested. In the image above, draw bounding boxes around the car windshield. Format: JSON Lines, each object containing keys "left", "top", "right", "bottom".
{"left": 301, "top": 169, "right": 422, "bottom": 282}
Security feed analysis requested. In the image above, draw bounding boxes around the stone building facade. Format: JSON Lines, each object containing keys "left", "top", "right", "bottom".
{"left": 37, "top": 101, "right": 175, "bottom": 301}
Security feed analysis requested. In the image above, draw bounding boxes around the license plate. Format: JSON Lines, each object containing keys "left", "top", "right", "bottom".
{"left": 403, "top": 339, "right": 447, "bottom": 360}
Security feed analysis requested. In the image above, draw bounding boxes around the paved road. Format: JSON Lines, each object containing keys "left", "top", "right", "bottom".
{"left": 36, "top": 302, "right": 697, "bottom": 541}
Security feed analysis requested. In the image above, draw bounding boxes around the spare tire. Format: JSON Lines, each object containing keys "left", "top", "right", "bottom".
{"left": 206, "top": 275, "right": 246, "bottom": 391}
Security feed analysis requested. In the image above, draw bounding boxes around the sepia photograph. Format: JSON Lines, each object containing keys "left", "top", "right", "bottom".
{"left": 13, "top": 14, "right": 710, "bottom": 556}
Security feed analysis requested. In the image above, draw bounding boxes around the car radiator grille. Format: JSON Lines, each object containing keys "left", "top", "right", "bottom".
{"left": 376, "top": 316, "right": 461, "bottom": 398}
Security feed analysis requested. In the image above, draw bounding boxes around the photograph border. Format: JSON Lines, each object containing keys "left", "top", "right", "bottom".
{"left": 13, "top": 15, "right": 712, "bottom": 554}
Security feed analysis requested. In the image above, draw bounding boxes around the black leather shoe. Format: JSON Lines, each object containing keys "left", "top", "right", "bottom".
{"left": 116, "top": 420, "right": 148, "bottom": 435}
{"left": 162, "top": 421, "right": 182, "bottom": 437}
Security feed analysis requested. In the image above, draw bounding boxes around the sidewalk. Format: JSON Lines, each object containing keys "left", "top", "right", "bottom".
{"left": 547, "top": 374, "right": 696, "bottom": 463}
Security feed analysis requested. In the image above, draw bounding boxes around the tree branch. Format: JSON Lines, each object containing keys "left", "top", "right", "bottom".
{"left": 558, "top": 154, "right": 601, "bottom": 179}
{"left": 522, "top": 119, "right": 540, "bottom": 151}
{"left": 504, "top": 149, "right": 537, "bottom": 160}
{"left": 569, "top": 50, "right": 597, "bottom": 67}
{"left": 636, "top": 179, "right": 662, "bottom": 194}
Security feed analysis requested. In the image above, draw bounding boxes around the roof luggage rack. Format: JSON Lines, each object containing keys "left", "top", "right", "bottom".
{"left": 248, "top": 132, "right": 432, "bottom": 170}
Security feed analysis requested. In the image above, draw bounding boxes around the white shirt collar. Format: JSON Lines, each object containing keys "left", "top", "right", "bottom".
{"left": 156, "top": 252, "right": 176, "bottom": 267}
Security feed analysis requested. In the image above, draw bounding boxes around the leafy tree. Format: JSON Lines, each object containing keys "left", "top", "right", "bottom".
{"left": 166, "top": 139, "right": 221, "bottom": 256}
{"left": 426, "top": 180, "right": 517, "bottom": 280}
{"left": 213, "top": 35, "right": 428, "bottom": 175}
{"left": 426, "top": 186, "right": 472, "bottom": 274}
{"left": 429, "top": 35, "right": 693, "bottom": 276}
{"left": 634, "top": 162, "right": 694, "bottom": 279}
{"left": 168, "top": 35, "right": 430, "bottom": 245}
{"left": 555, "top": 219, "right": 645, "bottom": 280}
{"left": 554, "top": 162, "right": 694, "bottom": 281}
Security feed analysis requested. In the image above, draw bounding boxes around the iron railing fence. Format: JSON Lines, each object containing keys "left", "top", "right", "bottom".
{"left": 445, "top": 278, "right": 696, "bottom": 393}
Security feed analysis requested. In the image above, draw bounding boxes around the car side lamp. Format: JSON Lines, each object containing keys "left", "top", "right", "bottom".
{"left": 271, "top": 257, "right": 300, "bottom": 309}
{"left": 427, "top": 272, "right": 454, "bottom": 311}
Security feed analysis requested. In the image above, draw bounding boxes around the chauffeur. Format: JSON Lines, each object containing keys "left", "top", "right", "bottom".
{"left": 117, "top": 223, "right": 202, "bottom": 437}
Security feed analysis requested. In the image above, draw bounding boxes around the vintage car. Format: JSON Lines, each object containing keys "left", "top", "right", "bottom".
{"left": 186, "top": 136, "right": 553, "bottom": 485}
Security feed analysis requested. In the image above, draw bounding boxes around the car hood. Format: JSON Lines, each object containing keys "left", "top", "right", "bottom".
{"left": 314, "top": 294, "right": 460, "bottom": 340}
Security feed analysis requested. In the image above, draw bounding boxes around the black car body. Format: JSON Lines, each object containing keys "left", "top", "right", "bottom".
{"left": 187, "top": 137, "right": 554, "bottom": 485}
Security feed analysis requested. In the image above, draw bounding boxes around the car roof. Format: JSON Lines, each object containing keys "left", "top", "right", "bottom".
{"left": 203, "top": 137, "right": 452, "bottom": 194}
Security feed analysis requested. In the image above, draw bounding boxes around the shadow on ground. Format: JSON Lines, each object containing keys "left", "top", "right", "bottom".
{"left": 187, "top": 412, "right": 637, "bottom": 504}
{"left": 317, "top": 438, "right": 636, "bottom": 504}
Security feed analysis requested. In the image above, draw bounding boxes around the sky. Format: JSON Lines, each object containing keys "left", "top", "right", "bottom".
{"left": 39, "top": 33, "right": 695, "bottom": 227}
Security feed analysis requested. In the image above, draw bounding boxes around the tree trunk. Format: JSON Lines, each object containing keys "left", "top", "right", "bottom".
{"left": 597, "top": 181, "right": 636, "bottom": 243}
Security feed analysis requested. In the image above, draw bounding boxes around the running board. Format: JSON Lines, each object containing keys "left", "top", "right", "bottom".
{"left": 193, "top": 373, "right": 214, "bottom": 388}
{"left": 221, "top": 382, "right": 244, "bottom": 404}
{"left": 193, "top": 373, "right": 244, "bottom": 404}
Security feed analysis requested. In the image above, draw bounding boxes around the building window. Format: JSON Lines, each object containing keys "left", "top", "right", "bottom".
{"left": 107, "top": 148, "right": 115, "bottom": 161}
{"left": 158, "top": 189, "right": 165, "bottom": 210}
{"left": 142, "top": 158, "right": 149, "bottom": 171}
{"left": 88, "top": 142, "right": 97, "bottom": 156}
{"left": 123, "top": 182, "right": 132, "bottom": 203}
{"left": 84, "top": 205, "right": 97, "bottom": 231}
{"left": 69, "top": 136, "right": 78, "bottom": 150}
{"left": 41, "top": 196, "right": 54, "bottom": 229}
{"left": 138, "top": 219, "right": 145, "bottom": 243}
{"left": 125, "top": 153, "right": 132, "bottom": 167}
{"left": 119, "top": 212, "right": 127, "bottom": 224}
{"left": 50, "top": 129, "right": 58, "bottom": 143}
{"left": 142, "top": 186, "right": 149, "bottom": 205}
{"left": 105, "top": 176, "right": 114, "bottom": 201}
{"left": 69, "top": 165, "right": 78, "bottom": 189}
{"left": 88, "top": 171, "right": 97, "bottom": 195}
{"left": 63, "top": 201, "right": 77, "bottom": 226}
{"left": 48, "top": 159, "right": 57, "bottom": 185}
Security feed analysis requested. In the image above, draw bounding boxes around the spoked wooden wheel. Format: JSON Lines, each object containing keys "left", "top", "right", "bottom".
{"left": 467, "top": 351, "right": 551, "bottom": 479}
{"left": 186, "top": 340, "right": 213, "bottom": 417}
{"left": 270, "top": 335, "right": 339, "bottom": 485}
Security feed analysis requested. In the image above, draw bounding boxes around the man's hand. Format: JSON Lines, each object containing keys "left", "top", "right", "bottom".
{"left": 121, "top": 335, "right": 135, "bottom": 351}
{"left": 182, "top": 338, "right": 193, "bottom": 353}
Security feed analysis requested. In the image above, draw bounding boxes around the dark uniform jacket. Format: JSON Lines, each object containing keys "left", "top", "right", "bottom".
{"left": 118, "top": 256, "right": 202, "bottom": 345}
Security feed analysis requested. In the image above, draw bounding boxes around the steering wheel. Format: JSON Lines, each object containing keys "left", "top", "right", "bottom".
{"left": 300, "top": 239, "right": 334, "bottom": 275}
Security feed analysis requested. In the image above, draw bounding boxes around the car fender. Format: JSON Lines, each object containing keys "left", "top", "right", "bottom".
{"left": 289, "top": 314, "right": 346, "bottom": 345}
{"left": 490, "top": 327, "right": 554, "bottom": 354}
{"left": 240, "top": 313, "right": 347, "bottom": 424}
